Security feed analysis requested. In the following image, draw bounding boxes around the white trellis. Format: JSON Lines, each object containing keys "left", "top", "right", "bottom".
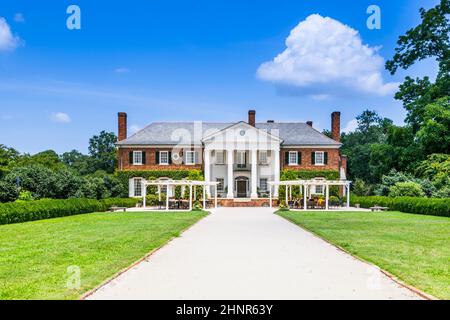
{"left": 268, "top": 179, "right": 352, "bottom": 210}
{"left": 141, "top": 179, "right": 219, "bottom": 211}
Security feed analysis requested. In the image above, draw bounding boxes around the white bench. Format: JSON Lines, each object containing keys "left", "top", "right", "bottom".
{"left": 109, "top": 206, "right": 127, "bottom": 212}
{"left": 370, "top": 206, "right": 389, "bottom": 212}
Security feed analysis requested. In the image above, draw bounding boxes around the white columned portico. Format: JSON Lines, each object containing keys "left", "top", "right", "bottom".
{"left": 227, "top": 149, "right": 234, "bottom": 198}
{"left": 204, "top": 149, "right": 211, "bottom": 197}
{"left": 250, "top": 148, "right": 258, "bottom": 199}
{"left": 273, "top": 148, "right": 280, "bottom": 197}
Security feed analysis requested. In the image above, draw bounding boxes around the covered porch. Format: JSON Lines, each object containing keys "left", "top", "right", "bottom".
{"left": 268, "top": 179, "right": 352, "bottom": 210}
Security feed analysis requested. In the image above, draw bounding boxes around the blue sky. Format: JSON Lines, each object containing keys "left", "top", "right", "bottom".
{"left": 0, "top": 0, "right": 440, "bottom": 154}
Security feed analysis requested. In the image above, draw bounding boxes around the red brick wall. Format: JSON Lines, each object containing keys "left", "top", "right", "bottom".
{"left": 118, "top": 147, "right": 203, "bottom": 171}
{"left": 280, "top": 148, "right": 340, "bottom": 171}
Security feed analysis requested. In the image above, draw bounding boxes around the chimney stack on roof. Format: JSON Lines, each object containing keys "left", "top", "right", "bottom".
{"left": 331, "top": 111, "right": 341, "bottom": 142}
{"left": 118, "top": 112, "right": 127, "bottom": 142}
{"left": 306, "top": 121, "right": 313, "bottom": 127}
{"left": 248, "top": 110, "right": 256, "bottom": 127}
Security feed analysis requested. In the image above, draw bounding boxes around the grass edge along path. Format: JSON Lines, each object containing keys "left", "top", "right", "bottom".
{"left": 277, "top": 210, "right": 449, "bottom": 300}
{"left": 0, "top": 211, "right": 208, "bottom": 300}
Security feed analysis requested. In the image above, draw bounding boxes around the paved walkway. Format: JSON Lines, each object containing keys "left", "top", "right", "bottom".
{"left": 88, "top": 208, "right": 421, "bottom": 300}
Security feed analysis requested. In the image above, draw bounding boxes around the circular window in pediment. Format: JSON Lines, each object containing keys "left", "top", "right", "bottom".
{"left": 239, "top": 130, "right": 246, "bottom": 136}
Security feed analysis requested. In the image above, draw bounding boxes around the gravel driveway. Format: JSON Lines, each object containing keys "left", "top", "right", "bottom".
{"left": 87, "top": 207, "right": 421, "bottom": 300}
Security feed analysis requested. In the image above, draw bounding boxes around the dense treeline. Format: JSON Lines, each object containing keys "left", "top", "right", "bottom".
{"left": 339, "top": 0, "right": 450, "bottom": 198}
{"left": 0, "top": 131, "right": 123, "bottom": 202}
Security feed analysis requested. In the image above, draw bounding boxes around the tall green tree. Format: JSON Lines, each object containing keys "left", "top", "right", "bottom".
{"left": 386, "top": 0, "right": 450, "bottom": 133}
{"left": 88, "top": 131, "right": 117, "bottom": 173}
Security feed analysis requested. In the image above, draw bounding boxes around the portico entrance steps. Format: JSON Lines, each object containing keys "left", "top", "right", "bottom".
{"left": 217, "top": 198, "right": 278, "bottom": 207}
{"left": 233, "top": 198, "right": 252, "bottom": 202}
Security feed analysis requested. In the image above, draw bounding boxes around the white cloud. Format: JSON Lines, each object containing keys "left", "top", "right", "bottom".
{"left": 257, "top": 14, "right": 398, "bottom": 97}
{"left": 0, "top": 17, "right": 21, "bottom": 51}
{"left": 343, "top": 118, "right": 358, "bottom": 133}
{"left": 14, "top": 13, "right": 25, "bottom": 23}
{"left": 114, "top": 67, "right": 130, "bottom": 73}
{"left": 50, "top": 112, "right": 71, "bottom": 123}
{"left": 129, "top": 124, "right": 142, "bottom": 134}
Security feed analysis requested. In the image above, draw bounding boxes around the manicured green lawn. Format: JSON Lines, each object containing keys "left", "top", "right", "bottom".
{"left": 278, "top": 210, "right": 450, "bottom": 299}
{"left": 0, "top": 211, "right": 207, "bottom": 300}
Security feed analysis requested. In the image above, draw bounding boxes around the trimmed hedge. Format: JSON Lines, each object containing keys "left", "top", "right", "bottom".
{"left": 0, "top": 198, "right": 140, "bottom": 225}
{"left": 351, "top": 196, "right": 450, "bottom": 217}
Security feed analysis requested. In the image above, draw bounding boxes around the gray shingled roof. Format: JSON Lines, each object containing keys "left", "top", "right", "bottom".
{"left": 117, "top": 122, "right": 341, "bottom": 146}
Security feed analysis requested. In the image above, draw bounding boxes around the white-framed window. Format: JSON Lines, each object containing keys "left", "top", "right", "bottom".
{"left": 216, "top": 178, "right": 224, "bottom": 192}
{"left": 289, "top": 151, "right": 298, "bottom": 165}
{"left": 260, "top": 178, "right": 268, "bottom": 191}
{"left": 133, "top": 151, "right": 143, "bottom": 165}
{"left": 237, "top": 151, "right": 246, "bottom": 167}
{"left": 259, "top": 151, "right": 268, "bottom": 165}
{"left": 185, "top": 151, "right": 196, "bottom": 165}
{"left": 314, "top": 185, "right": 324, "bottom": 194}
{"left": 134, "top": 178, "right": 142, "bottom": 197}
{"left": 159, "top": 151, "right": 169, "bottom": 165}
{"left": 215, "top": 151, "right": 225, "bottom": 165}
{"left": 315, "top": 151, "right": 325, "bottom": 166}
{"left": 312, "top": 178, "right": 326, "bottom": 195}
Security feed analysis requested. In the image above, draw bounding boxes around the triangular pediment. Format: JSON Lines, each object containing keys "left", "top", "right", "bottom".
{"left": 202, "top": 121, "right": 283, "bottom": 144}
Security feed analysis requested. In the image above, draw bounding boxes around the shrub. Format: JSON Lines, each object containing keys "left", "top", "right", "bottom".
{"left": 18, "top": 190, "right": 34, "bottom": 201}
{"left": 0, "top": 180, "right": 19, "bottom": 203}
{"left": 350, "top": 196, "right": 450, "bottom": 217}
{"left": 389, "top": 182, "right": 425, "bottom": 197}
{"left": 279, "top": 200, "right": 289, "bottom": 211}
{"left": 192, "top": 200, "right": 203, "bottom": 211}
{"left": 0, "top": 198, "right": 140, "bottom": 225}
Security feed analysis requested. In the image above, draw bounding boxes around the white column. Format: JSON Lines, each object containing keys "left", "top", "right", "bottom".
{"left": 325, "top": 184, "right": 329, "bottom": 211}
{"left": 269, "top": 185, "right": 272, "bottom": 208}
{"left": 165, "top": 184, "right": 169, "bottom": 211}
{"left": 204, "top": 149, "right": 211, "bottom": 197}
{"left": 273, "top": 148, "right": 280, "bottom": 197}
{"left": 251, "top": 148, "right": 258, "bottom": 199}
{"left": 285, "top": 184, "right": 288, "bottom": 204}
{"left": 346, "top": 184, "right": 350, "bottom": 208}
{"left": 142, "top": 182, "right": 146, "bottom": 208}
{"left": 189, "top": 185, "right": 193, "bottom": 210}
{"left": 227, "top": 149, "right": 234, "bottom": 198}
{"left": 214, "top": 185, "right": 218, "bottom": 209}
{"left": 303, "top": 185, "right": 307, "bottom": 211}
{"left": 202, "top": 185, "right": 206, "bottom": 210}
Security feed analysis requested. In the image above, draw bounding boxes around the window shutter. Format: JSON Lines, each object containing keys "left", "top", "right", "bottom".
{"left": 311, "top": 152, "right": 316, "bottom": 165}
{"left": 129, "top": 152, "right": 133, "bottom": 165}
{"left": 156, "top": 151, "right": 160, "bottom": 164}
{"left": 142, "top": 152, "right": 146, "bottom": 164}
{"left": 285, "top": 152, "right": 289, "bottom": 165}
{"left": 298, "top": 152, "right": 302, "bottom": 165}
{"left": 129, "top": 178, "right": 135, "bottom": 197}
{"left": 324, "top": 152, "right": 328, "bottom": 165}
{"left": 168, "top": 151, "right": 172, "bottom": 164}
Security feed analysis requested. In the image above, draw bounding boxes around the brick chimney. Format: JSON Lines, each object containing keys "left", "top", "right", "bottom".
{"left": 331, "top": 111, "right": 341, "bottom": 142}
{"left": 118, "top": 112, "right": 127, "bottom": 142}
{"left": 248, "top": 110, "right": 256, "bottom": 127}
{"left": 306, "top": 121, "right": 313, "bottom": 127}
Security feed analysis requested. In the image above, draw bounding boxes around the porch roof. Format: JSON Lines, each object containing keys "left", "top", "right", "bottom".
{"left": 268, "top": 180, "right": 351, "bottom": 186}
